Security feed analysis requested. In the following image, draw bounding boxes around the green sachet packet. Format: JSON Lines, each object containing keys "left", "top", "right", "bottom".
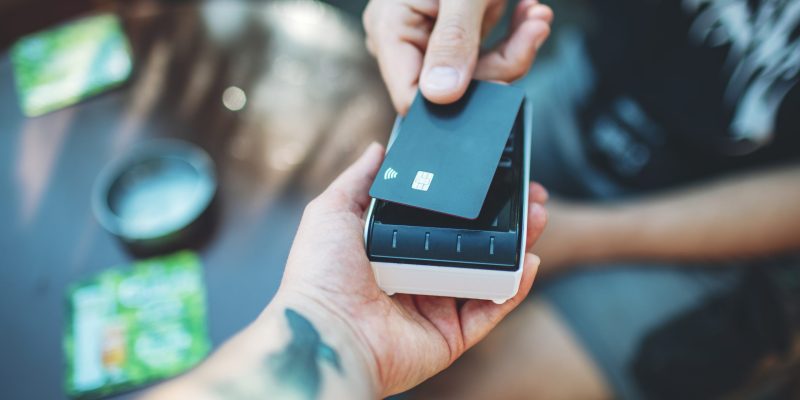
{"left": 64, "top": 251, "right": 211, "bottom": 399}
{"left": 11, "top": 14, "right": 133, "bottom": 117}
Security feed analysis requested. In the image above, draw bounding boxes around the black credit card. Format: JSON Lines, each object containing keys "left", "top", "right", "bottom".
{"left": 369, "top": 80, "right": 524, "bottom": 219}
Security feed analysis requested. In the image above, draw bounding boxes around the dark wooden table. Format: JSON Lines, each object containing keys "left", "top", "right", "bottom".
{"left": 0, "top": 1, "right": 393, "bottom": 398}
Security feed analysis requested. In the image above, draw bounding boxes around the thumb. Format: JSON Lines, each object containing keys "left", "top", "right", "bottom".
{"left": 420, "top": 0, "right": 488, "bottom": 104}
{"left": 322, "top": 142, "right": 385, "bottom": 212}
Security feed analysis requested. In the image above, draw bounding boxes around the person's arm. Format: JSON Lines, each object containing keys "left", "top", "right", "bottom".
{"left": 144, "top": 143, "right": 548, "bottom": 399}
{"left": 535, "top": 165, "right": 800, "bottom": 270}
{"left": 143, "top": 301, "right": 377, "bottom": 400}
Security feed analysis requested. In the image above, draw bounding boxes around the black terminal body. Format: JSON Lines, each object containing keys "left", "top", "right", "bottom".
{"left": 366, "top": 106, "right": 526, "bottom": 271}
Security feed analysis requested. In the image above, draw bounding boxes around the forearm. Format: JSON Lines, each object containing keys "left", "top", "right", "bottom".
{"left": 586, "top": 165, "right": 800, "bottom": 263}
{"left": 143, "top": 296, "right": 379, "bottom": 400}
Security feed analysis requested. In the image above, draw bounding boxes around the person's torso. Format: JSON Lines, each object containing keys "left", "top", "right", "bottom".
{"left": 580, "top": 0, "right": 800, "bottom": 190}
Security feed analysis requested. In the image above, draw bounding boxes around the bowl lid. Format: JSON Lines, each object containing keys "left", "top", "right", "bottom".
{"left": 92, "top": 139, "right": 217, "bottom": 242}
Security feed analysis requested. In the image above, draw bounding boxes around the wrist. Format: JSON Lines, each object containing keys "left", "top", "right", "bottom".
{"left": 570, "top": 203, "right": 632, "bottom": 264}
{"left": 589, "top": 203, "right": 646, "bottom": 262}
{"left": 263, "top": 291, "right": 381, "bottom": 399}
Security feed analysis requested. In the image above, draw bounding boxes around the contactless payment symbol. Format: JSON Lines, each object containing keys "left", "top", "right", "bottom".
{"left": 411, "top": 171, "right": 434, "bottom": 191}
{"left": 384, "top": 167, "right": 399, "bottom": 180}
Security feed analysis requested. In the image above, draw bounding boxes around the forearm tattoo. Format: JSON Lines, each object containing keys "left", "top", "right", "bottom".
{"left": 215, "top": 309, "right": 344, "bottom": 400}
{"left": 269, "top": 309, "right": 343, "bottom": 398}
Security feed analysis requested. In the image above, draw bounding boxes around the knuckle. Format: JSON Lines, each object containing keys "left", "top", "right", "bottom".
{"left": 362, "top": 1, "right": 387, "bottom": 35}
{"left": 362, "top": 2, "right": 375, "bottom": 30}
{"left": 430, "top": 19, "right": 474, "bottom": 55}
{"left": 322, "top": 187, "right": 351, "bottom": 209}
{"left": 403, "top": 10, "right": 425, "bottom": 27}
{"left": 305, "top": 190, "right": 343, "bottom": 216}
{"left": 435, "top": 19, "right": 469, "bottom": 43}
{"left": 304, "top": 197, "right": 323, "bottom": 216}
{"left": 364, "top": 37, "right": 375, "bottom": 56}
{"left": 362, "top": 16, "right": 371, "bottom": 35}
{"left": 540, "top": 5, "right": 554, "bottom": 21}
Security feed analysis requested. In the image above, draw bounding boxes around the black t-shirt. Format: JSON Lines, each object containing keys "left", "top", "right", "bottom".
{"left": 579, "top": 0, "right": 800, "bottom": 190}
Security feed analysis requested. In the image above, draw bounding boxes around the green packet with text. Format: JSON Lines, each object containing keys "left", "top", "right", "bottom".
{"left": 64, "top": 251, "right": 210, "bottom": 399}
{"left": 11, "top": 14, "right": 133, "bottom": 117}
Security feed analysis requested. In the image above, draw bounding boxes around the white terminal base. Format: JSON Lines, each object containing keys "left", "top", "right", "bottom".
{"left": 370, "top": 260, "right": 524, "bottom": 304}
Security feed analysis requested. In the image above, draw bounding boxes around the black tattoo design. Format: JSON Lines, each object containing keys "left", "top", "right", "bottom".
{"left": 214, "top": 308, "right": 344, "bottom": 400}
{"left": 266, "top": 309, "right": 343, "bottom": 399}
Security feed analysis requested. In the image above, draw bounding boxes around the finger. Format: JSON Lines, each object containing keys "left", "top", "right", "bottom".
{"left": 529, "top": 181, "right": 549, "bottom": 204}
{"left": 419, "top": 0, "right": 488, "bottom": 104}
{"left": 399, "top": 19, "right": 434, "bottom": 51}
{"left": 512, "top": 0, "right": 552, "bottom": 29}
{"left": 393, "top": 293, "right": 420, "bottom": 316}
{"left": 474, "top": 5, "right": 551, "bottom": 82}
{"left": 397, "top": 4, "right": 436, "bottom": 48}
{"left": 413, "top": 295, "right": 465, "bottom": 361}
{"left": 526, "top": 202, "right": 548, "bottom": 249}
{"left": 375, "top": 39, "right": 425, "bottom": 115}
{"left": 366, "top": 2, "right": 432, "bottom": 114}
{"left": 458, "top": 253, "right": 540, "bottom": 348}
{"left": 324, "top": 142, "right": 385, "bottom": 211}
{"left": 527, "top": 2, "right": 554, "bottom": 24}
{"left": 510, "top": 0, "right": 537, "bottom": 31}
{"left": 480, "top": 0, "right": 506, "bottom": 38}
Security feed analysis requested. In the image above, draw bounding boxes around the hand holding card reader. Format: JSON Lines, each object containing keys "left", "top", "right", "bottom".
{"left": 365, "top": 81, "right": 531, "bottom": 304}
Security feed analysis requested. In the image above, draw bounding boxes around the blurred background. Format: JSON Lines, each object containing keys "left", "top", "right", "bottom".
{"left": 0, "top": 0, "right": 401, "bottom": 398}
{"left": 5, "top": 0, "right": 798, "bottom": 399}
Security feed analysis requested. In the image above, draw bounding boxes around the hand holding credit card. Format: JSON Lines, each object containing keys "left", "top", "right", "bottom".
{"left": 369, "top": 80, "right": 525, "bottom": 219}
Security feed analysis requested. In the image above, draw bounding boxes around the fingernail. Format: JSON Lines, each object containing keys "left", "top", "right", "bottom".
{"left": 423, "top": 66, "right": 460, "bottom": 93}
